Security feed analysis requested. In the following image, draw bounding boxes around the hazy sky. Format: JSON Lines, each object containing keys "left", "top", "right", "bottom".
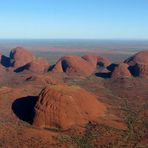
{"left": 0, "top": 0, "right": 147, "bottom": 39}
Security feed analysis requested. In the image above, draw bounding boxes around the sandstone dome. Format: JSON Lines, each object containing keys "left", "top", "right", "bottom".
{"left": 124, "top": 50, "right": 148, "bottom": 78}
{"left": 10, "top": 47, "right": 36, "bottom": 69}
{"left": 111, "top": 63, "right": 131, "bottom": 79}
{"left": 82, "top": 55, "right": 111, "bottom": 68}
{"left": 97, "top": 56, "right": 111, "bottom": 67}
{"left": 32, "top": 85, "right": 106, "bottom": 129}
{"left": 82, "top": 55, "right": 98, "bottom": 67}
{"left": 52, "top": 56, "right": 96, "bottom": 76}
{"left": 124, "top": 50, "right": 148, "bottom": 66}
{"left": 27, "top": 58, "right": 49, "bottom": 73}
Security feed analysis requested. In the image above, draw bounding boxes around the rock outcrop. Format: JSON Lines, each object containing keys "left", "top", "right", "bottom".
{"left": 124, "top": 50, "right": 148, "bottom": 78}
{"left": 10, "top": 47, "right": 36, "bottom": 70}
{"left": 82, "top": 55, "right": 98, "bottom": 67}
{"left": 97, "top": 56, "right": 111, "bottom": 68}
{"left": 32, "top": 85, "right": 106, "bottom": 129}
{"left": 27, "top": 58, "right": 49, "bottom": 73}
{"left": 82, "top": 55, "right": 111, "bottom": 68}
{"left": 52, "top": 56, "right": 96, "bottom": 76}
{"left": 111, "top": 63, "right": 131, "bottom": 78}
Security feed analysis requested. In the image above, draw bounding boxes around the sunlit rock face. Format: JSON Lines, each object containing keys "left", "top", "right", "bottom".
{"left": 82, "top": 55, "right": 111, "bottom": 68}
{"left": 10, "top": 47, "right": 36, "bottom": 70}
{"left": 32, "top": 84, "right": 106, "bottom": 129}
{"left": 27, "top": 58, "right": 49, "bottom": 73}
{"left": 111, "top": 63, "right": 131, "bottom": 79}
{"left": 52, "top": 56, "right": 96, "bottom": 76}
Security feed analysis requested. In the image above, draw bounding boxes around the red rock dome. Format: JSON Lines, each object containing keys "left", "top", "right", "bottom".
{"left": 125, "top": 50, "right": 148, "bottom": 66}
{"left": 32, "top": 85, "right": 106, "bottom": 129}
{"left": 82, "top": 55, "right": 98, "bottom": 67}
{"left": 97, "top": 56, "right": 111, "bottom": 67}
{"left": 111, "top": 63, "right": 131, "bottom": 78}
{"left": 27, "top": 58, "right": 49, "bottom": 73}
{"left": 10, "top": 47, "right": 36, "bottom": 69}
{"left": 82, "top": 55, "right": 111, "bottom": 68}
{"left": 125, "top": 50, "right": 148, "bottom": 78}
{"left": 52, "top": 56, "right": 96, "bottom": 76}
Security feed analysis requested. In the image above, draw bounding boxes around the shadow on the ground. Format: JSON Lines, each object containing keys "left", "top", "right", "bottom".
{"left": 48, "top": 64, "right": 55, "bottom": 71}
{"left": 12, "top": 96, "right": 38, "bottom": 124}
{"left": 14, "top": 64, "right": 30, "bottom": 73}
{"left": 95, "top": 72, "right": 111, "bottom": 79}
{"left": 95, "top": 63, "right": 117, "bottom": 79}
{"left": 107, "top": 63, "right": 118, "bottom": 72}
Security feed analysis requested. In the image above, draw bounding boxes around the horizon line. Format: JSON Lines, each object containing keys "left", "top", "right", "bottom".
{"left": 0, "top": 38, "right": 148, "bottom": 41}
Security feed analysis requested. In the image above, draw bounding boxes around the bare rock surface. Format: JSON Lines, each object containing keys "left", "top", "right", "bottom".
{"left": 111, "top": 63, "right": 131, "bottom": 78}
{"left": 33, "top": 84, "right": 106, "bottom": 129}
{"left": 125, "top": 50, "right": 148, "bottom": 78}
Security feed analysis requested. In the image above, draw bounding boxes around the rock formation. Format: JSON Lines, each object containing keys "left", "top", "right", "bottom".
{"left": 111, "top": 63, "right": 131, "bottom": 78}
{"left": 52, "top": 56, "right": 96, "bottom": 76}
{"left": 27, "top": 58, "right": 49, "bottom": 73}
{"left": 124, "top": 50, "right": 148, "bottom": 78}
{"left": 10, "top": 47, "right": 36, "bottom": 70}
{"left": 82, "top": 55, "right": 111, "bottom": 68}
{"left": 82, "top": 55, "right": 98, "bottom": 67}
{"left": 32, "top": 85, "right": 106, "bottom": 129}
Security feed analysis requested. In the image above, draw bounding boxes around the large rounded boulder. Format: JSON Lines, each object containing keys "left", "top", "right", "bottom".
{"left": 82, "top": 55, "right": 98, "bottom": 68}
{"left": 32, "top": 85, "right": 106, "bottom": 129}
{"left": 27, "top": 58, "right": 49, "bottom": 73}
{"left": 52, "top": 56, "right": 96, "bottom": 76}
{"left": 82, "top": 55, "right": 111, "bottom": 68}
{"left": 10, "top": 47, "right": 36, "bottom": 69}
{"left": 97, "top": 56, "right": 111, "bottom": 68}
{"left": 124, "top": 50, "right": 148, "bottom": 78}
{"left": 111, "top": 63, "right": 131, "bottom": 79}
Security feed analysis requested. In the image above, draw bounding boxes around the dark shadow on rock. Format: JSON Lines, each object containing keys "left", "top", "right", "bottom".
{"left": 128, "top": 65, "right": 139, "bottom": 77}
{"left": 95, "top": 72, "right": 111, "bottom": 79}
{"left": 1, "top": 55, "right": 10, "bottom": 67}
{"left": 14, "top": 64, "right": 29, "bottom": 73}
{"left": 107, "top": 63, "right": 118, "bottom": 72}
{"left": 48, "top": 64, "right": 55, "bottom": 71}
{"left": 97, "top": 62, "right": 105, "bottom": 68}
{"left": 12, "top": 96, "right": 38, "bottom": 124}
{"left": 61, "top": 60, "right": 68, "bottom": 72}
